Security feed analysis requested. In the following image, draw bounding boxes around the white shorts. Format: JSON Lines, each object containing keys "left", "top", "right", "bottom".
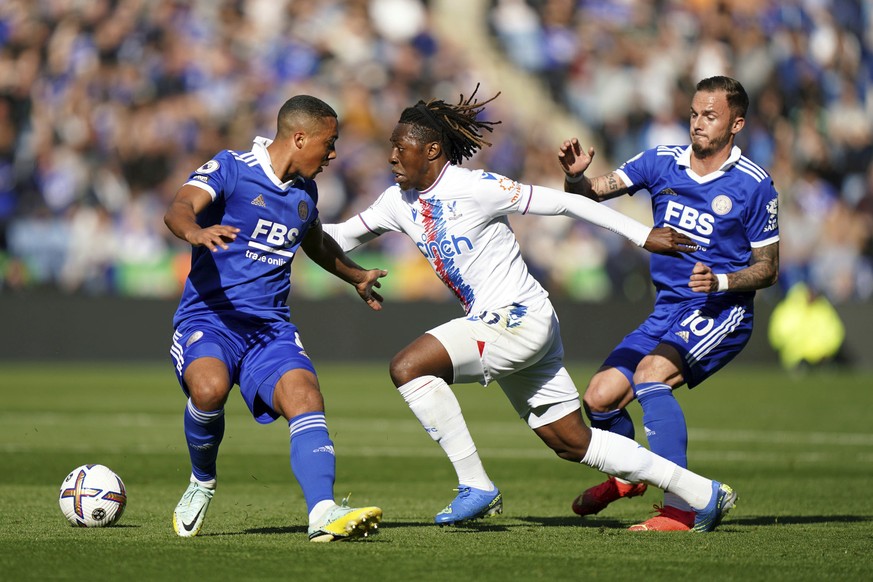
{"left": 427, "top": 300, "right": 581, "bottom": 428}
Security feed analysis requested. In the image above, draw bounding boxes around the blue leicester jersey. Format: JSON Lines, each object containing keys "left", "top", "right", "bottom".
{"left": 173, "top": 137, "right": 320, "bottom": 327}
{"left": 617, "top": 145, "right": 779, "bottom": 306}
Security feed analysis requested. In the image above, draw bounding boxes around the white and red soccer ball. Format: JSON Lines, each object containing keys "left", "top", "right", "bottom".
{"left": 59, "top": 464, "right": 127, "bottom": 527}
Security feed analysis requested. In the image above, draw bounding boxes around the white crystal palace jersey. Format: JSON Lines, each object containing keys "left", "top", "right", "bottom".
{"left": 617, "top": 144, "right": 779, "bottom": 305}
{"left": 353, "top": 164, "right": 546, "bottom": 315}
{"left": 173, "top": 137, "right": 319, "bottom": 327}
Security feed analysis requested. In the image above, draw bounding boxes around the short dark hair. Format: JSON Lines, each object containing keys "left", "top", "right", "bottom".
{"left": 276, "top": 95, "right": 337, "bottom": 137}
{"left": 696, "top": 76, "right": 749, "bottom": 119}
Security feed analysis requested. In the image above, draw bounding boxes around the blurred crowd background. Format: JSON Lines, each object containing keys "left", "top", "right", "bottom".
{"left": 1, "top": 0, "right": 871, "bottom": 308}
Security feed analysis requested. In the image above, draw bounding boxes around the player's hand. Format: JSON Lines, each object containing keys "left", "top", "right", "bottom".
{"left": 689, "top": 261, "right": 717, "bottom": 293}
{"left": 643, "top": 227, "right": 698, "bottom": 256}
{"left": 558, "top": 138, "right": 595, "bottom": 179}
{"left": 187, "top": 225, "right": 240, "bottom": 252}
{"left": 356, "top": 269, "right": 388, "bottom": 311}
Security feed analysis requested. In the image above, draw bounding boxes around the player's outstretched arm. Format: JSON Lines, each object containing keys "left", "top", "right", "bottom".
{"left": 526, "top": 185, "right": 693, "bottom": 255}
{"left": 322, "top": 218, "right": 380, "bottom": 253}
{"left": 558, "top": 138, "right": 629, "bottom": 201}
{"left": 644, "top": 227, "right": 698, "bottom": 255}
{"left": 689, "top": 243, "right": 779, "bottom": 293}
{"left": 164, "top": 185, "right": 240, "bottom": 252}
{"left": 302, "top": 219, "right": 387, "bottom": 311}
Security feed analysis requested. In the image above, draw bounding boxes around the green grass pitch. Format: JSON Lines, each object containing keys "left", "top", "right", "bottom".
{"left": 1, "top": 361, "right": 871, "bottom": 580}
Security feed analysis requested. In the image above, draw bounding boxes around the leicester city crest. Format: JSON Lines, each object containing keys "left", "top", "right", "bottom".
{"left": 298, "top": 200, "right": 309, "bottom": 220}
{"left": 711, "top": 194, "right": 732, "bottom": 215}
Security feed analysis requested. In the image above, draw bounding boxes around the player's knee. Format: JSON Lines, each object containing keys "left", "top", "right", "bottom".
{"left": 583, "top": 383, "right": 617, "bottom": 413}
{"left": 184, "top": 358, "right": 231, "bottom": 411}
{"left": 188, "top": 381, "right": 230, "bottom": 411}
{"left": 389, "top": 354, "right": 414, "bottom": 387}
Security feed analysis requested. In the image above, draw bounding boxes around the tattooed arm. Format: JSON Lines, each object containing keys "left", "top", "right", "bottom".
{"left": 557, "top": 138, "right": 631, "bottom": 201}
{"left": 689, "top": 243, "right": 780, "bottom": 293}
{"left": 564, "top": 171, "right": 630, "bottom": 202}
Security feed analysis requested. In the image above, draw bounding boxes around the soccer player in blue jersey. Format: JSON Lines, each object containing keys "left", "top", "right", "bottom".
{"left": 326, "top": 87, "right": 737, "bottom": 532}
{"left": 559, "top": 76, "right": 780, "bottom": 531}
{"left": 164, "top": 95, "right": 386, "bottom": 542}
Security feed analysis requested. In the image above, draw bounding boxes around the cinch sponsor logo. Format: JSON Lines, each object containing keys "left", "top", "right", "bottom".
{"left": 416, "top": 234, "right": 473, "bottom": 259}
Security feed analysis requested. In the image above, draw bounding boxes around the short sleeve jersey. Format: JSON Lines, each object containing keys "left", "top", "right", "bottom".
{"left": 173, "top": 137, "right": 319, "bottom": 327}
{"left": 617, "top": 145, "right": 779, "bottom": 305}
{"left": 353, "top": 163, "right": 546, "bottom": 315}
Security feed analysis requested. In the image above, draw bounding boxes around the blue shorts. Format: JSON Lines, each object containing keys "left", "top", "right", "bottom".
{"left": 169, "top": 317, "right": 317, "bottom": 424}
{"left": 603, "top": 297, "right": 753, "bottom": 389}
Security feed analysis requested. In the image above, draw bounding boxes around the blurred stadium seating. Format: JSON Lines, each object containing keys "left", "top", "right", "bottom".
{"left": 1, "top": 0, "right": 871, "bottom": 306}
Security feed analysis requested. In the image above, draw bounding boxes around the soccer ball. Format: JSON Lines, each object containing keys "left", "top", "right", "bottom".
{"left": 58, "top": 464, "right": 127, "bottom": 527}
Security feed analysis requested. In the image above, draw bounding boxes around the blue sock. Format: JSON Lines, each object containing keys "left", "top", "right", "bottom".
{"left": 634, "top": 382, "right": 687, "bottom": 468}
{"left": 184, "top": 398, "right": 225, "bottom": 482}
{"left": 587, "top": 408, "right": 635, "bottom": 440}
{"left": 289, "top": 412, "right": 335, "bottom": 513}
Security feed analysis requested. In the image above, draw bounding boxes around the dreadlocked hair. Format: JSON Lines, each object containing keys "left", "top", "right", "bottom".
{"left": 398, "top": 84, "right": 501, "bottom": 165}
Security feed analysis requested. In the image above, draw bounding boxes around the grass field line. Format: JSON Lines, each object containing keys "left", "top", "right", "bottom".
{"left": 1, "top": 440, "right": 869, "bottom": 465}
{"left": 5, "top": 412, "right": 873, "bottom": 446}
{"left": 689, "top": 428, "right": 873, "bottom": 446}
{"left": 336, "top": 446, "right": 871, "bottom": 465}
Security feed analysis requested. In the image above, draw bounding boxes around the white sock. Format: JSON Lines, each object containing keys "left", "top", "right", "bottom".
{"left": 664, "top": 492, "right": 692, "bottom": 512}
{"left": 191, "top": 474, "right": 216, "bottom": 489}
{"left": 398, "top": 376, "right": 493, "bottom": 490}
{"left": 309, "top": 499, "right": 336, "bottom": 525}
{"left": 582, "top": 427, "right": 712, "bottom": 510}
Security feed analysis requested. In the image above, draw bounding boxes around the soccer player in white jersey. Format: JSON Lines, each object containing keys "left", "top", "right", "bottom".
{"left": 164, "top": 95, "right": 387, "bottom": 542}
{"left": 558, "top": 76, "right": 779, "bottom": 531}
{"left": 324, "top": 86, "right": 736, "bottom": 531}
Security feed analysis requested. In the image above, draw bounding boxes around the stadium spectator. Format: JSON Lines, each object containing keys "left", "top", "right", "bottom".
{"left": 0, "top": 0, "right": 870, "bottom": 306}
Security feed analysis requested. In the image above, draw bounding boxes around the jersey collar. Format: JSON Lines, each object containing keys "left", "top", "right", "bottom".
{"left": 418, "top": 162, "right": 452, "bottom": 196}
{"left": 676, "top": 144, "right": 743, "bottom": 181}
{"left": 252, "top": 136, "right": 303, "bottom": 190}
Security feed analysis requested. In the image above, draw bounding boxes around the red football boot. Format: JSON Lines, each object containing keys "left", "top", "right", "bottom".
{"left": 571, "top": 476, "right": 648, "bottom": 516}
{"left": 628, "top": 504, "right": 695, "bottom": 531}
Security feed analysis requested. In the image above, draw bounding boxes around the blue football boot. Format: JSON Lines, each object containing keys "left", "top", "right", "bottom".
{"left": 692, "top": 481, "right": 737, "bottom": 532}
{"left": 435, "top": 484, "right": 503, "bottom": 525}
